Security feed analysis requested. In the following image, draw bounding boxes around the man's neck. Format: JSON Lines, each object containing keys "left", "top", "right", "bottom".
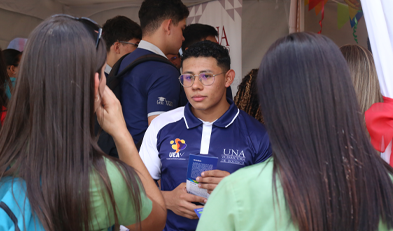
{"left": 106, "top": 52, "right": 117, "bottom": 68}
{"left": 191, "top": 98, "right": 230, "bottom": 123}
{"left": 142, "top": 35, "right": 168, "bottom": 55}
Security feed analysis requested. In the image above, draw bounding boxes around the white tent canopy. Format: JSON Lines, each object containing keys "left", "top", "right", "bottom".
{"left": 0, "top": 0, "right": 368, "bottom": 79}
{"left": 0, "top": 0, "right": 214, "bottom": 20}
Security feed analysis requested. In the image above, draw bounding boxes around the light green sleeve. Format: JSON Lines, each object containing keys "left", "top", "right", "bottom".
{"left": 89, "top": 158, "right": 152, "bottom": 230}
{"left": 196, "top": 176, "right": 238, "bottom": 231}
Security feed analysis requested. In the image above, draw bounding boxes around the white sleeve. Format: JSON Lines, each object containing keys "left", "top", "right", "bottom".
{"left": 361, "top": 0, "right": 393, "bottom": 97}
{"left": 139, "top": 107, "right": 185, "bottom": 180}
{"left": 139, "top": 121, "right": 162, "bottom": 180}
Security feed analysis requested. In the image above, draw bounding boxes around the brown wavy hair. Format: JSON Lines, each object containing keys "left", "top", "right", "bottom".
{"left": 0, "top": 16, "right": 143, "bottom": 230}
{"left": 234, "top": 69, "right": 263, "bottom": 123}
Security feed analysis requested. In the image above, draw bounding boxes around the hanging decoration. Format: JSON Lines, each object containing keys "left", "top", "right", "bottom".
{"left": 306, "top": 0, "right": 327, "bottom": 34}
{"left": 353, "top": 20, "right": 358, "bottom": 44}
{"left": 306, "top": 0, "right": 363, "bottom": 43}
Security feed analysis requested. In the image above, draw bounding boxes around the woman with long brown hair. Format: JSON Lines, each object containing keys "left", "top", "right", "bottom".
{"left": 197, "top": 33, "right": 393, "bottom": 231}
{"left": 0, "top": 15, "right": 166, "bottom": 230}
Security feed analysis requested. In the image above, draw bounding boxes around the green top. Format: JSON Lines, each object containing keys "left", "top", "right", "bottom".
{"left": 196, "top": 159, "right": 391, "bottom": 231}
{"left": 89, "top": 158, "right": 152, "bottom": 230}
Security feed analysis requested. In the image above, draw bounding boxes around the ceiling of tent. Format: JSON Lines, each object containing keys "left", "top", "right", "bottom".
{"left": 0, "top": 0, "right": 216, "bottom": 20}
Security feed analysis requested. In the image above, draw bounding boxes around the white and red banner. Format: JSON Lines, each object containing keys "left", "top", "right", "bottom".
{"left": 187, "top": 0, "right": 242, "bottom": 96}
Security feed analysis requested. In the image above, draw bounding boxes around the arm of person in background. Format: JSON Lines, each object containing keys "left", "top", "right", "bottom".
{"left": 96, "top": 85, "right": 166, "bottom": 231}
{"left": 147, "top": 66, "right": 182, "bottom": 126}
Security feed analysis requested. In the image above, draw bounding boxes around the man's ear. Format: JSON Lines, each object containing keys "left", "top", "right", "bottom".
{"left": 224, "top": 69, "right": 235, "bottom": 87}
{"left": 162, "top": 19, "right": 172, "bottom": 35}
{"left": 8, "top": 65, "right": 15, "bottom": 74}
{"left": 112, "top": 41, "right": 121, "bottom": 54}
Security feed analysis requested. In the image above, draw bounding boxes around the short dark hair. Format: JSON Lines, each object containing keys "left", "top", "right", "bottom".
{"left": 139, "top": 0, "right": 189, "bottom": 35}
{"left": 182, "top": 40, "right": 230, "bottom": 72}
{"left": 182, "top": 24, "right": 218, "bottom": 51}
{"left": 102, "top": 16, "right": 142, "bottom": 52}
{"left": 2, "top": 49, "right": 21, "bottom": 67}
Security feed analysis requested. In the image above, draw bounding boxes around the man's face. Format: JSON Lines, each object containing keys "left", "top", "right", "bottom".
{"left": 182, "top": 57, "right": 230, "bottom": 114}
{"left": 119, "top": 38, "right": 140, "bottom": 57}
{"left": 169, "top": 18, "right": 186, "bottom": 54}
{"left": 167, "top": 53, "right": 181, "bottom": 69}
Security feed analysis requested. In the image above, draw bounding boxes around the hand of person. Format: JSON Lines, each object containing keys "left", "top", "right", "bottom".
{"left": 163, "top": 183, "right": 206, "bottom": 219}
{"left": 196, "top": 170, "right": 230, "bottom": 194}
{"left": 95, "top": 86, "right": 127, "bottom": 138}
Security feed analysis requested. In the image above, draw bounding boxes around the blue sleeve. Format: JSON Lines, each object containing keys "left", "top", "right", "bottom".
{"left": 147, "top": 66, "right": 181, "bottom": 117}
{"left": 255, "top": 130, "right": 272, "bottom": 163}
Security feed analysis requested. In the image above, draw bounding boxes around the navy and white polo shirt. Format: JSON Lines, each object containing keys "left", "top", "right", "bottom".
{"left": 139, "top": 100, "right": 271, "bottom": 231}
{"left": 119, "top": 40, "right": 186, "bottom": 145}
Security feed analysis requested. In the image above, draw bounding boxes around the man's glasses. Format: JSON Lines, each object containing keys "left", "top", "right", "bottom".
{"left": 120, "top": 41, "right": 139, "bottom": 47}
{"left": 179, "top": 72, "right": 225, "bottom": 87}
{"left": 51, "top": 14, "right": 102, "bottom": 48}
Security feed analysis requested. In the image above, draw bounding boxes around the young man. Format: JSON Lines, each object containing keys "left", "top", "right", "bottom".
{"left": 139, "top": 41, "right": 272, "bottom": 231}
{"left": 182, "top": 23, "right": 232, "bottom": 99}
{"left": 118, "top": 0, "right": 189, "bottom": 145}
{"left": 102, "top": 16, "right": 142, "bottom": 76}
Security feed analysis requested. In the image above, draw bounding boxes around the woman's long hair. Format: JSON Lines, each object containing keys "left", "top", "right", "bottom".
{"left": 257, "top": 32, "right": 393, "bottom": 231}
{"left": 234, "top": 69, "right": 264, "bottom": 123}
{"left": 0, "top": 49, "right": 9, "bottom": 118}
{"left": 340, "top": 44, "right": 383, "bottom": 115}
{"left": 0, "top": 16, "right": 143, "bottom": 230}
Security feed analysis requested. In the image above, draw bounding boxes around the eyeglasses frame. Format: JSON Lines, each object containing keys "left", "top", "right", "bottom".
{"left": 179, "top": 72, "right": 226, "bottom": 87}
{"left": 119, "top": 41, "right": 139, "bottom": 47}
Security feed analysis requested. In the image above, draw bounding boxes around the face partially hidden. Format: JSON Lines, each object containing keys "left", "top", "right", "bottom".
{"left": 182, "top": 57, "right": 234, "bottom": 119}
{"left": 204, "top": 35, "right": 218, "bottom": 44}
{"left": 167, "top": 53, "right": 181, "bottom": 69}
{"left": 169, "top": 18, "right": 186, "bottom": 54}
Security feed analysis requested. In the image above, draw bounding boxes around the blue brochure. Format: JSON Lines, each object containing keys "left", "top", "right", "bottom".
{"left": 186, "top": 154, "right": 218, "bottom": 199}
{"left": 194, "top": 208, "right": 204, "bottom": 219}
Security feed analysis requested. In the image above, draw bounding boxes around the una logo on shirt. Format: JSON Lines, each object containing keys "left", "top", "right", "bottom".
{"left": 221, "top": 149, "right": 246, "bottom": 165}
{"left": 168, "top": 138, "right": 187, "bottom": 159}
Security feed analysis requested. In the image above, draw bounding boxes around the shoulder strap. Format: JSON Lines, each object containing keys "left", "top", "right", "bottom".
{"left": 107, "top": 53, "right": 178, "bottom": 90}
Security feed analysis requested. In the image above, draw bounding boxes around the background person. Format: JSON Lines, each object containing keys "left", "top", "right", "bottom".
{"left": 0, "top": 48, "right": 9, "bottom": 124}
{"left": 2, "top": 48, "right": 21, "bottom": 98}
{"left": 0, "top": 15, "right": 166, "bottom": 230}
{"left": 197, "top": 32, "right": 393, "bottom": 231}
{"left": 118, "top": 0, "right": 189, "bottom": 145}
{"left": 234, "top": 68, "right": 263, "bottom": 123}
{"left": 340, "top": 45, "right": 383, "bottom": 115}
{"left": 102, "top": 15, "right": 142, "bottom": 76}
{"left": 166, "top": 52, "right": 181, "bottom": 70}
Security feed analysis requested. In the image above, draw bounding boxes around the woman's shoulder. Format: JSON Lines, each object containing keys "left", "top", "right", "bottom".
{"left": 222, "top": 158, "right": 274, "bottom": 187}
{"left": 218, "top": 159, "right": 277, "bottom": 205}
